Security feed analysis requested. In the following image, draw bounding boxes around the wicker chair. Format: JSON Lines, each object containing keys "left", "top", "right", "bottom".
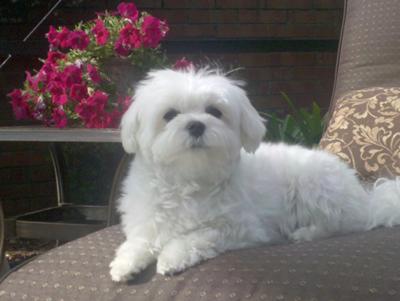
{"left": 1, "top": 0, "right": 400, "bottom": 300}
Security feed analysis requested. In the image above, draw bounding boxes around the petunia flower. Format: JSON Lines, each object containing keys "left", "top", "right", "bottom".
{"left": 117, "top": 2, "right": 139, "bottom": 21}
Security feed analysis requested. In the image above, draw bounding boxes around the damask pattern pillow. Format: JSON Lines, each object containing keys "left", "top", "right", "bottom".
{"left": 320, "top": 87, "right": 400, "bottom": 182}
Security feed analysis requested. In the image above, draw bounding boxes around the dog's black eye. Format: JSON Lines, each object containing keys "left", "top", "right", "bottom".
{"left": 163, "top": 109, "right": 179, "bottom": 122}
{"left": 205, "top": 105, "right": 222, "bottom": 118}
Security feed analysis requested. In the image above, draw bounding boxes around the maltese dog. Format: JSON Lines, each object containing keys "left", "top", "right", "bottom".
{"left": 110, "top": 68, "right": 400, "bottom": 282}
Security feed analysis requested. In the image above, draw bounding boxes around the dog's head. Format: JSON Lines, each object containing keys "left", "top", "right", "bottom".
{"left": 121, "top": 68, "right": 265, "bottom": 180}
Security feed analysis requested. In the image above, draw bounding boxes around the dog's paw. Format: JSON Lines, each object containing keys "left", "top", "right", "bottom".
{"left": 157, "top": 254, "right": 187, "bottom": 276}
{"left": 289, "top": 225, "right": 326, "bottom": 242}
{"left": 156, "top": 240, "right": 192, "bottom": 275}
{"left": 109, "top": 257, "right": 140, "bottom": 282}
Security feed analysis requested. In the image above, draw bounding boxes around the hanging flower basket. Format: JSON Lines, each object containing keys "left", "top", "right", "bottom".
{"left": 8, "top": 2, "right": 172, "bottom": 128}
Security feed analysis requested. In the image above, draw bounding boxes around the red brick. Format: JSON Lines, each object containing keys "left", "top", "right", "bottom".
{"left": 280, "top": 53, "right": 316, "bottom": 66}
{"left": 0, "top": 183, "right": 32, "bottom": 199}
{"left": 186, "top": 0, "right": 216, "bottom": 8}
{"left": 133, "top": 0, "right": 163, "bottom": 8}
{"left": 168, "top": 24, "right": 216, "bottom": 38}
{"left": 266, "top": 0, "right": 313, "bottom": 9}
{"left": 0, "top": 151, "right": 50, "bottom": 168}
{"left": 163, "top": 0, "right": 184, "bottom": 8}
{"left": 150, "top": 9, "right": 187, "bottom": 23}
{"left": 216, "top": 0, "right": 260, "bottom": 9}
{"left": 48, "top": 9, "right": 94, "bottom": 25}
{"left": 316, "top": 52, "right": 338, "bottom": 65}
{"left": 312, "top": 25, "right": 340, "bottom": 38}
{"left": 238, "top": 10, "right": 259, "bottom": 23}
{"left": 267, "top": 80, "right": 316, "bottom": 95}
{"left": 238, "top": 10, "right": 288, "bottom": 24}
{"left": 163, "top": 0, "right": 215, "bottom": 8}
{"left": 289, "top": 10, "right": 340, "bottom": 24}
{"left": 217, "top": 24, "right": 302, "bottom": 38}
{"left": 313, "top": 0, "right": 344, "bottom": 9}
{"left": 270, "top": 67, "right": 294, "bottom": 80}
{"left": 242, "top": 68, "right": 274, "bottom": 81}
{"left": 0, "top": 168, "right": 27, "bottom": 183}
{"left": 237, "top": 53, "right": 283, "bottom": 67}
{"left": 31, "top": 182, "right": 56, "bottom": 197}
{"left": 187, "top": 10, "right": 239, "bottom": 24}
{"left": 211, "top": 10, "right": 239, "bottom": 23}
{"left": 30, "top": 166, "right": 54, "bottom": 182}
{"left": 292, "top": 66, "right": 334, "bottom": 79}
{"left": 259, "top": 11, "right": 288, "bottom": 23}
{"left": 186, "top": 10, "right": 212, "bottom": 24}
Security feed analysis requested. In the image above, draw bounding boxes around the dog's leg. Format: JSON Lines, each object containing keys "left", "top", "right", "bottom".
{"left": 110, "top": 224, "right": 157, "bottom": 282}
{"left": 156, "top": 223, "right": 270, "bottom": 275}
{"left": 288, "top": 225, "right": 330, "bottom": 242}
{"left": 156, "top": 227, "right": 223, "bottom": 275}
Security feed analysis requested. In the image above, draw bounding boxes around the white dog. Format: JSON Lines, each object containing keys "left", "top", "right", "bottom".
{"left": 110, "top": 68, "right": 400, "bottom": 282}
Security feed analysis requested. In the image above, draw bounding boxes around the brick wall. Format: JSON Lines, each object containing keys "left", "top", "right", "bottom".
{"left": 0, "top": 0, "right": 343, "bottom": 217}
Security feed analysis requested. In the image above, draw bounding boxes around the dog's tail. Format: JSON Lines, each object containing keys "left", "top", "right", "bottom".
{"left": 367, "top": 177, "right": 400, "bottom": 230}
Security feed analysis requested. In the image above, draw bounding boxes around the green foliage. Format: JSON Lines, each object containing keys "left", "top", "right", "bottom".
{"left": 262, "top": 92, "right": 325, "bottom": 147}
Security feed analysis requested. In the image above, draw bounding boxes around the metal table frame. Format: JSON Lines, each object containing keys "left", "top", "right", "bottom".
{"left": 0, "top": 126, "right": 128, "bottom": 274}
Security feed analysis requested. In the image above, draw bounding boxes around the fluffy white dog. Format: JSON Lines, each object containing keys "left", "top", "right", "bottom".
{"left": 110, "top": 68, "right": 400, "bottom": 282}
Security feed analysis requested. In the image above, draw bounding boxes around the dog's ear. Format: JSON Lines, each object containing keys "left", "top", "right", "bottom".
{"left": 238, "top": 90, "right": 266, "bottom": 153}
{"left": 120, "top": 100, "right": 140, "bottom": 154}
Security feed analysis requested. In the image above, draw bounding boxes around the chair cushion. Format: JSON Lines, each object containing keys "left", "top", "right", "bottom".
{"left": 1, "top": 225, "right": 400, "bottom": 300}
{"left": 320, "top": 87, "right": 400, "bottom": 182}
{"left": 331, "top": 0, "right": 400, "bottom": 102}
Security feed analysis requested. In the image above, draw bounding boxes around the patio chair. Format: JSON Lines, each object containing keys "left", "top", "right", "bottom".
{"left": 1, "top": 0, "right": 400, "bottom": 299}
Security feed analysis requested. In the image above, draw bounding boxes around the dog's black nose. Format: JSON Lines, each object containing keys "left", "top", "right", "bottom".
{"left": 186, "top": 121, "right": 206, "bottom": 138}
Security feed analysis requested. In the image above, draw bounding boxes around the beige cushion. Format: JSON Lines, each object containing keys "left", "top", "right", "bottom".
{"left": 2, "top": 225, "right": 400, "bottom": 300}
{"left": 320, "top": 87, "right": 400, "bottom": 182}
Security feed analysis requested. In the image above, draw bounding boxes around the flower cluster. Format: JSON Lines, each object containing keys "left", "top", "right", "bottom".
{"left": 8, "top": 2, "right": 170, "bottom": 128}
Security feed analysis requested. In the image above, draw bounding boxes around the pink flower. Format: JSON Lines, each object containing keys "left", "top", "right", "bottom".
{"left": 25, "top": 71, "right": 40, "bottom": 92}
{"left": 114, "top": 40, "right": 132, "bottom": 57}
{"left": 58, "top": 27, "right": 71, "bottom": 48}
{"left": 87, "top": 90, "right": 108, "bottom": 109}
{"left": 87, "top": 64, "right": 101, "bottom": 84}
{"left": 47, "top": 26, "right": 71, "bottom": 49}
{"left": 8, "top": 89, "right": 32, "bottom": 120}
{"left": 75, "top": 90, "right": 110, "bottom": 127}
{"left": 141, "top": 16, "right": 168, "bottom": 48}
{"left": 47, "top": 26, "right": 59, "bottom": 48}
{"left": 53, "top": 94, "right": 69, "bottom": 106}
{"left": 46, "top": 51, "right": 66, "bottom": 64}
{"left": 62, "top": 65, "right": 82, "bottom": 87}
{"left": 117, "top": 2, "right": 139, "bottom": 21}
{"left": 52, "top": 108, "right": 68, "bottom": 128}
{"left": 47, "top": 81, "right": 64, "bottom": 96}
{"left": 173, "top": 57, "right": 194, "bottom": 71}
{"left": 47, "top": 80, "right": 68, "bottom": 105}
{"left": 114, "top": 23, "right": 141, "bottom": 56}
{"left": 67, "top": 30, "right": 90, "bottom": 50}
{"left": 70, "top": 84, "right": 88, "bottom": 101}
{"left": 92, "top": 19, "right": 109, "bottom": 45}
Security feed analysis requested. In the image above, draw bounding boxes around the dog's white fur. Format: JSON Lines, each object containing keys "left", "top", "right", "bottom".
{"left": 110, "top": 68, "right": 400, "bottom": 282}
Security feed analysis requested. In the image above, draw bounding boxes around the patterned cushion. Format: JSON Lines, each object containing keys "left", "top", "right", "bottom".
{"left": 320, "top": 87, "right": 400, "bottom": 182}
{"left": 2, "top": 225, "right": 400, "bottom": 300}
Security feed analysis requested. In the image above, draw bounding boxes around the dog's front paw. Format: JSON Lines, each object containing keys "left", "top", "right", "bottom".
{"left": 109, "top": 256, "right": 140, "bottom": 282}
{"left": 157, "top": 253, "right": 187, "bottom": 276}
{"left": 157, "top": 240, "right": 192, "bottom": 275}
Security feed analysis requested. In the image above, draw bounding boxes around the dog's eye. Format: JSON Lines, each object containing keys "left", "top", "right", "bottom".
{"left": 163, "top": 109, "right": 179, "bottom": 122}
{"left": 205, "top": 105, "right": 222, "bottom": 118}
